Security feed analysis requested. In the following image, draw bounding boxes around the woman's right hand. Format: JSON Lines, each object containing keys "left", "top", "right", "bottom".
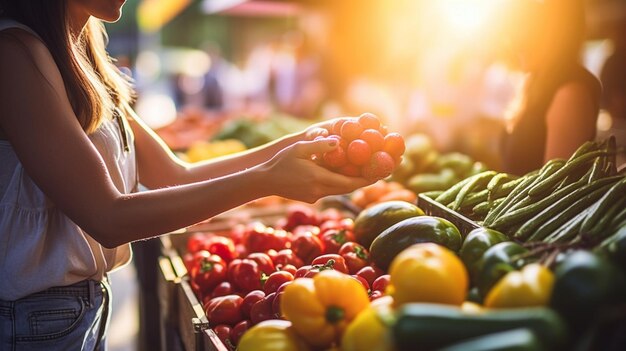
{"left": 257, "top": 137, "right": 374, "bottom": 203}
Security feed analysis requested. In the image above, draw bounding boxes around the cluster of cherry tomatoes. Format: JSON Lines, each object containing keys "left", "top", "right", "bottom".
{"left": 314, "top": 114, "right": 405, "bottom": 181}
{"left": 183, "top": 204, "right": 390, "bottom": 349}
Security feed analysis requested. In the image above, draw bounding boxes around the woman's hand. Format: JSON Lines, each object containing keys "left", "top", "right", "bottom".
{"left": 257, "top": 137, "right": 373, "bottom": 203}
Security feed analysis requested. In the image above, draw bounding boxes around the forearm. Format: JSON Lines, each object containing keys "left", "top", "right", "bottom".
{"left": 179, "top": 131, "right": 305, "bottom": 183}
{"left": 96, "top": 167, "right": 267, "bottom": 248}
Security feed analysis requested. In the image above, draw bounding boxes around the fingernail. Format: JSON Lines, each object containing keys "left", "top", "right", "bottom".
{"left": 328, "top": 141, "right": 337, "bottom": 147}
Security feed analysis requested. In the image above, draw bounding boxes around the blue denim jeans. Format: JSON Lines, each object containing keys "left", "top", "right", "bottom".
{"left": 0, "top": 279, "right": 110, "bottom": 351}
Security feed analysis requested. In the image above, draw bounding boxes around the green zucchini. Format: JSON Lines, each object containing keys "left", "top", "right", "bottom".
{"left": 392, "top": 304, "right": 567, "bottom": 351}
{"left": 437, "top": 328, "right": 545, "bottom": 351}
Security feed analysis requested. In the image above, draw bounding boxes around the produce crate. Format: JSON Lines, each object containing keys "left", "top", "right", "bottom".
{"left": 157, "top": 255, "right": 184, "bottom": 351}
{"left": 158, "top": 203, "right": 304, "bottom": 351}
{"left": 417, "top": 193, "right": 481, "bottom": 237}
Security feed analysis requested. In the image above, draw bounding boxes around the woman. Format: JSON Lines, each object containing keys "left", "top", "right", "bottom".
{"left": 500, "top": 0, "right": 602, "bottom": 175}
{"left": 0, "top": 1, "right": 371, "bottom": 349}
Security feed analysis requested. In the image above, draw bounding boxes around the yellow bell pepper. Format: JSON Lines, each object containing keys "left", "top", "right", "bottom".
{"left": 484, "top": 263, "right": 554, "bottom": 308}
{"left": 281, "top": 270, "right": 370, "bottom": 348}
{"left": 238, "top": 320, "right": 311, "bottom": 351}
{"left": 388, "top": 243, "right": 468, "bottom": 306}
{"left": 341, "top": 296, "right": 395, "bottom": 351}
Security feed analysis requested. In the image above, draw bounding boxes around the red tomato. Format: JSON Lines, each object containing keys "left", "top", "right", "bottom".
{"left": 358, "top": 113, "right": 381, "bottom": 130}
{"left": 230, "top": 320, "right": 251, "bottom": 346}
{"left": 283, "top": 204, "right": 319, "bottom": 231}
{"left": 227, "top": 259, "right": 262, "bottom": 293}
{"left": 280, "top": 264, "right": 297, "bottom": 276}
{"left": 323, "top": 146, "right": 348, "bottom": 168}
{"left": 244, "top": 224, "right": 290, "bottom": 253}
{"left": 273, "top": 249, "right": 304, "bottom": 269}
{"left": 246, "top": 253, "right": 275, "bottom": 275}
{"left": 339, "top": 242, "right": 370, "bottom": 274}
{"left": 203, "top": 236, "right": 237, "bottom": 263}
{"left": 212, "top": 325, "right": 232, "bottom": 349}
{"left": 320, "top": 229, "right": 356, "bottom": 254}
{"left": 204, "top": 295, "right": 244, "bottom": 326}
{"left": 241, "top": 290, "right": 265, "bottom": 319}
{"left": 318, "top": 208, "right": 343, "bottom": 223}
{"left": 347, "top": 139, "right": 372, "bottom": 166}
{"left": 249, "top": 293, "right": 277, "bottom": 325}
{"left": 187, "top": 233, "right": 208, "bottom": 254}
{"left": 311, "top": 254, "right": 349, "bottom": 274}
{"left": 319, "top": 218, "right": 354, "bottom": 234}
{"left": 190, "top": 254, "right": 227, "bottom": 294}
{"left": 295, "top": 265, "right": 315, "bottom": 278}
{"left": 212, "top": 281, "right": 234, "bottom": 298}
{"left": 351, "top": 274, "right": 371, "bottom": 291}
{"left": 263, "top": 271, "right": 294, "bottom": 294}
{"left": 332, "top": 119, "right": 348, "bottom": 135}
{"left": 383, "top": 132, "right": 406, "bottom": 158}
{"left": 341, "top": 120, "right": 365, "bottom": 141}
{"left": 291, "top": 232, "right": 324, "bottom": 264}
{"left": 355, "top": 266, "right": 385, "bottom": 286}
{"left": 372, "top": 274, "right": 390, "bottom": 293}
{"left": 359, "top": 129, "right": 385, "bottom": 152}
{"left": 338, "top": 163, "right": 362, "bottom": 177}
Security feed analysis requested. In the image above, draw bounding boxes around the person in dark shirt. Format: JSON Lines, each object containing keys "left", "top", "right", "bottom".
{"left": 500, "top": 0, "right": 601, "bottom": 175}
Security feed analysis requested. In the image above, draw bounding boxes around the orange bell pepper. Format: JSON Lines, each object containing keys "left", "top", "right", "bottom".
{"left": 281, "top": 270, "right": 370, "bottom": 348}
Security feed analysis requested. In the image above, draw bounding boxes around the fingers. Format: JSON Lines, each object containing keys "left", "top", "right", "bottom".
{"left": 292, "top": 138, "right": 338, "bottom": 158}
{"left": 304, "top": 127, "right": 329, "bottom": 140}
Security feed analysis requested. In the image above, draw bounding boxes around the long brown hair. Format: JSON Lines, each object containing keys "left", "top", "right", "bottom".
{"left": 0, "top": 0, "right": 134, "bottom": 133}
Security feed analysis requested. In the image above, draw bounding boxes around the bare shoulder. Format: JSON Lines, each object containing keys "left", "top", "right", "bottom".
{"left": 553, "top": 80, "right": 595, "bottom": 104}
{"left": 0, "top": 28, "right": 65, "bottom": 90}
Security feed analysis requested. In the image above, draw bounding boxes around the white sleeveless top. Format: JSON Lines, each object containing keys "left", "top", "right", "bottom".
{"left": 0, "top": 19, "right": 134, "bottom": 300}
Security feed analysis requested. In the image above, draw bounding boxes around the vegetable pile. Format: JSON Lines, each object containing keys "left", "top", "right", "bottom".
{"left": 175, "top": 137, "right": 626, "bottom": 350}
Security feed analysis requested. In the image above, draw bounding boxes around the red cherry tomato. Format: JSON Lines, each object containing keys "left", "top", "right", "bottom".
{"left": 190, "top": 253, "right": 227, "bottom": 295}
{"left": 211, "top": 281, "right": 234, "bottom": 298}
{"left": 359, "top": 128, "right": 385, "bottom": 152}
{"left": 187, "top": 232, "right": 208, "bottom": 254}
{"left": 203, "top": 236, "right": 237, "bottom": 263}
{"left": 320, "top": 229, "right": 356, "bottom": 254}
{"left": 204, "top": 295, "right": 244, "bottom": 326}
{"left": 212, "top": 324, "right": 232, "bottom": 349}
{"left": 372, "top": 274, "right": 390, "bottom": 293}
{"left": 263, "top": 271, "right": 294, "bottom": 295}
{"left": 339, "top": 242, "right": 370, "bottom": 274}
{"left": 280, "top": 264, "right": 298, "bottom": 276}
{"left": 358, "top": 113, "right": 381, "bottom": 130}
{"left": 273, "top": 249, "right": 304, "bottom": 269}
{"left": 341, "top": 120, "right": 365, "bottom": 141}
{"left": 244, "top": 223, "right": 290, "bottom": 253}
{"left": 311, "top": 254, "right": 349, "bottom": 274}
{"left": 355, "top": 266, "right": 385, "bottom": 286}
{"left": 249, "top": 292, "right": 276, "bottom": 325}
{"left": 227, "top": 259, "right": 262, "bottom": 293}
{"left": 382, "top": 132, "right": 406, "bottom": 158}
{"left": 291, "top": 232, "right": 325, "bottom": 264}
{"left": 241, "top": 290, "right": 265, "bottom": 319}
{"left": 246, "top": 252, "right": 275, "bottom": 275}
{"left": 230, "top": 320, "right": 251, "bottom": 346}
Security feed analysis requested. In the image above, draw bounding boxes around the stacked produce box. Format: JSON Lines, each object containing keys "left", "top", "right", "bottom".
{"left": 158, "top": 135, "right": 625, "bottom": 351}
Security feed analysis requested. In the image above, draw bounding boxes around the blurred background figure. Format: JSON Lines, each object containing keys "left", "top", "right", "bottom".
{"left": 499, "top": 0, "right": 601, "bottom": 175}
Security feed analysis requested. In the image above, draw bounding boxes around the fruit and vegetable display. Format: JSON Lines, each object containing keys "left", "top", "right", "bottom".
{"left": 391, "top": 134, "right": 488, "bottom": 194}
{"left": 165, "top": 137, "right": 625, "bottom": 351}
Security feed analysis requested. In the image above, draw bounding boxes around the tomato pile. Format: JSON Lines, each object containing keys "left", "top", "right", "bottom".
{"left": 314, "top": 114, "right": 405, "bottom": 180}
{"left": 183, "top": 204, "right": 389, "bottom": 350}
